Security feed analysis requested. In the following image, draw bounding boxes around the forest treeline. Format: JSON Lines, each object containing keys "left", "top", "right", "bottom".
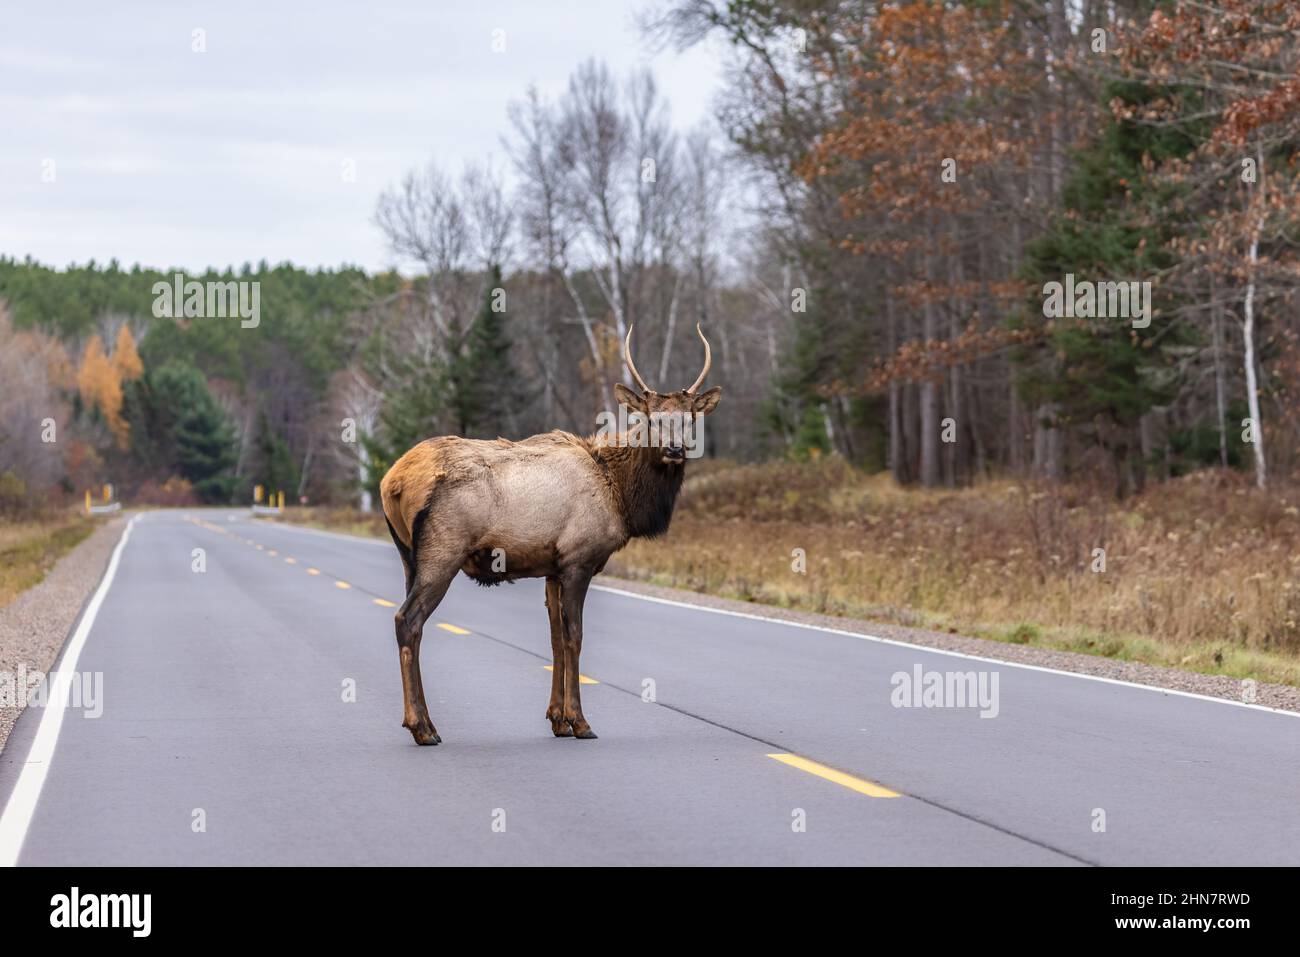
{"left": 2, "top": 0, "right": 1297, "bottom": 513}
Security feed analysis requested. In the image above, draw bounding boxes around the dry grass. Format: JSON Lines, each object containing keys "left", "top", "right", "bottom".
{"left": 269, "top": 460, "right": 1300, "bottom": 686}
{"left": 0, "top": 512, "right": 95, "bottom": 609}
{"left": 606, "top": 460, "right": 1300, "bottom": 686}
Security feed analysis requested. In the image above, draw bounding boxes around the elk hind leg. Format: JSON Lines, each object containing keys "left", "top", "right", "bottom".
{"left": 394, "top": 559, "right": 458, "bottom": 746}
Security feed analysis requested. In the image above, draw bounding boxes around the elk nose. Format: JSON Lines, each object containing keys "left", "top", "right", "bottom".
{"left": 665, "top": 444, "right": 685, "bottom": 459}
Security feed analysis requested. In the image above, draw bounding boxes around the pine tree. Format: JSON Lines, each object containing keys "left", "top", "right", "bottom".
{"left": 177, "top": 400, "right": 238, "bottom": 503}
{"left": 126, "top": 361, "right": 236, "bottom": 503}
{"left": 762, "top": 310, "right": 830, "bottom": 459}
{"left": 449, "top": 265, "right": 520, "bottom": 438}
{"left": 1014, "top": 82, "right": 1195, "bottom": 496}
{"left": 254, "top": 411, "right": 297, "bottom": 501}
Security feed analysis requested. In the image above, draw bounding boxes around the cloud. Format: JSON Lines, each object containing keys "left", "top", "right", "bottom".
{"left": 0, "top": 1, "right": 723, "bottom": 271}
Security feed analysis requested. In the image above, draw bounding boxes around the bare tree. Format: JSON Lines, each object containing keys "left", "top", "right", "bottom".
{"left": 0, "top": 310, "right": 70, "bottom": 499}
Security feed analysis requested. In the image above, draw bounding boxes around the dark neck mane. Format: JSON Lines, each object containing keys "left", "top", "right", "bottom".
{"left": 589, "top": 440, "right": 686, "bottom": 539}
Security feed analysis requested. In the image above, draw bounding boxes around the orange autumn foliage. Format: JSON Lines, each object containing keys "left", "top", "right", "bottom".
{"left": 76, "top": 327, "right": 143, "bottom": 450}
{"left": 112, "top": 324, "right": 144, "bottom": 381}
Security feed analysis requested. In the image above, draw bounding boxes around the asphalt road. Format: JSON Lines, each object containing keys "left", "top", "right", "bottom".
{"left": 1, "top": 508, "right": 1297, "bottom": 865}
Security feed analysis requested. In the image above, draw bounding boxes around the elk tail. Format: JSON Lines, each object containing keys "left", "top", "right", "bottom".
{"left": 380, "top": 454, "right": 443, "bottom": 574}
{"left": 385, "top": 515, "right": 413, "bottom": 575}
{"left": 379, "top": 469, "right": 408, "bottom": 547}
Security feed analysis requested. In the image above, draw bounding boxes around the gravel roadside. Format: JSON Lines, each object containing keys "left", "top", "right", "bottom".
{"left": 596, "top": 575, "right": 1300, "bottom": 714}
{"left": 0, "top": 515, "right": 127, "bottom": 755}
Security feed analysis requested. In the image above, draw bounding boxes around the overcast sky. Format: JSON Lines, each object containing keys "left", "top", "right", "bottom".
{"left": 1, "top": 1, "right": 724, "bottom": 274}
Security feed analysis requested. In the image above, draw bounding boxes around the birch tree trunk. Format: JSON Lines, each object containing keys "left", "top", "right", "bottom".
{"left": 1242, "top": 147, "right": 1267, "bottom": 489}
{"left": 657, "top": 272, "right": 683, "bottom": 384}
{"left": 1242, "top": 230, "right": 1267, "bottom": 488}
{"left": 1210, "top": 277, "right": 1228, "bottom": 468}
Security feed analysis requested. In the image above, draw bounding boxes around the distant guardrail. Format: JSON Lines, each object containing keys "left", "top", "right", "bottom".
{"left": 85, "top": 487, "right": 120, "bottom": 515}
{"left": 251, "top": 486, "right": 285, "bottom": 515}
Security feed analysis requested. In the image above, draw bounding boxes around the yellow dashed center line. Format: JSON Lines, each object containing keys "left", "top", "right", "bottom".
{"left": 206, "top": 524, "right": 895, "bottom": 809}
{"left": 766, "top": 753, "right": 900, "bottom": 798}
{"left": 297, "top": 565, "right": 612, "bottom": 734}
{"left": 542, "top": 665, "right": 598, "bottom": 685}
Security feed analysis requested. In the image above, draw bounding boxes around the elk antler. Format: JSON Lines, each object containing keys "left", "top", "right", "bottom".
{"left": 623, "top": 324, "right": 651, "bottom": 393}
{"left": 686, "top": 324, "right": 712, "bottom": 394}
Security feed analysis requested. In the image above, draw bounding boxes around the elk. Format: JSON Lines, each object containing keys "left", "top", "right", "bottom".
{"left": 380, "top": 325, "right": 721, "bottom": 745}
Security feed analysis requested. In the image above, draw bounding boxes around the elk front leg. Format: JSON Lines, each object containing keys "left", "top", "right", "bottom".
{"left": 544, "top": 576, "right": 570, "bottom": 736}
{"left": 394, "top": 564, "right": 457, "bottom": 746}
{"left": 559, "top": 570, "right": 596, "bottom": 739}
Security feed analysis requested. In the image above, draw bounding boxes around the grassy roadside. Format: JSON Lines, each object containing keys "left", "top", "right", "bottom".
{"left": 262, "top": 461, "right": 1300, "bottom": 687}
{"left": 0, "top": 513, "right": 96, "bottom": 609}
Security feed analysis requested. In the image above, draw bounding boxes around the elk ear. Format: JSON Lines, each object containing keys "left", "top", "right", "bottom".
{"left": 613, "top": 383, "right": 646, "bottom": 411}
{"left": 691, "top": 386, "right": 721, "bottom": 416}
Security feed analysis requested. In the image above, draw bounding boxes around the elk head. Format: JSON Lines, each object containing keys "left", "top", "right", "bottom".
{"left": 614, "top": 324, "right": 722, "bottom": 465}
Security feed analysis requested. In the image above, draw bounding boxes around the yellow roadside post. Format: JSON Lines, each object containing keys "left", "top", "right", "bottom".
{"left": 254, "top": 484, "right": 264, "bottom": 504}
{"left": 84, "top": 490, "right": 91, "bottom": 514}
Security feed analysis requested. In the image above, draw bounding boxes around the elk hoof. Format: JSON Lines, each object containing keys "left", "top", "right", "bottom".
{"left": 570, "top": 723, "right": 598, "bottom": 740}
{"left": 405, "top": 719, "right": 441, "bottom": 746}
{"left": 547, "top": 708, "right": 572, "bottom": 737}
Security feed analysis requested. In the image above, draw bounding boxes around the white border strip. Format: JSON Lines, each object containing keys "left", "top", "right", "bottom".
{"left": 0, "top": 515, "right": 137, "bottom": 867}
{"left": 591, "top": 583, "right": 1300, "bottom": 719}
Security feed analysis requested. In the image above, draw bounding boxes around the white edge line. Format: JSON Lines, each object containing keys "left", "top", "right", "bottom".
{"left": 590, "top": 583, "right": 1300, "bottom": 720}
{"left": 0, "top": 514, "right": 138, "bottom": 867}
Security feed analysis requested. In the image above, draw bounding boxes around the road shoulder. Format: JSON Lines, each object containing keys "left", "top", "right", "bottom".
{"left": 0, "top": 515, "right": 127, "bottom": 754}
{"left": 595, "top": 575, "right": 1300, "bottom": 714}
